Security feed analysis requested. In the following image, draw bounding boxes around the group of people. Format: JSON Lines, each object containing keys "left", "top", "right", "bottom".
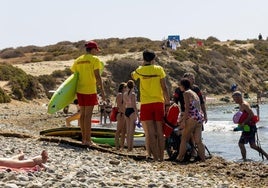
{"left": 66, "top": 40, "right": 266, "bottom": 162}
{"left": 114, "top": 80, "right": 139, "bottom": 152}
{"left": 173, "top": 73, "right": 207, "bottom": 162}
{"left": 109, "top": 56, "right": 209, "bottom": 162}
{"left": 2, "top": 40, "right": 267, "bottom": 171}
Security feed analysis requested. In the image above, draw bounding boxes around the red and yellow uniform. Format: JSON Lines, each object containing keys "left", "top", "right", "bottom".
{"left": 71, "top": 54, "right": 103, "bottom": 94}
{"left": 132, "top": 65, "right": 166, "bottom": 104}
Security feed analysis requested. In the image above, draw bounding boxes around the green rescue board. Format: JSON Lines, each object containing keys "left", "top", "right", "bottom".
{"left": 92, "top": 135, "right": 145, "bottom": 147}
{"left": 47, "top": 73, "right": 78, "bottom": 114}
{"left": 39, "top": 127, "right": 145, "bottom": 147}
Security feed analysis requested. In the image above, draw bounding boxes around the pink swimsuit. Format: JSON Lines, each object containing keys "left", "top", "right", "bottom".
{"left": 188, "top": 99, "right": 204, "bottom": 124}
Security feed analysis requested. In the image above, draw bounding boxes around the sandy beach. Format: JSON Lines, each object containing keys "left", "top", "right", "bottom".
{"left": 0, "top": 98, "right": 267, "bottom": 187}
{"left": 0, "top": 60, "right": 267, "bottom": 187}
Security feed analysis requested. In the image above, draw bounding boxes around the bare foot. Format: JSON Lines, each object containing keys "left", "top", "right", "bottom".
{"left": 41, "top": 150, "right": 49, "bottom": 163}
{"left": 89, "top": 142, "right": 97, "bottom": 147}
{"left": 11, "top": 150, "right": 24, "bottom": 160}
{"left": 83, "top": 141, "right": 97, "bottom": 147}
{"left": 33, "top": 150, "right": 48, "bottom": 165}
{"left": 82, "top": 140, "right": 87, "bottom": 145}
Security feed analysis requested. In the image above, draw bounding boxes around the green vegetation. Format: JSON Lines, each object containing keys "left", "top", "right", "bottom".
{"left": 0, "top": 48, "right": 24, "bottom": 59}
{"left": 0, "top": 37, "right": 267, "bottom": 103}
{"left": 0, "top": 87, "right": 11, "bottom": 103}
{"left": 0, "top": 64, "right": 71, "bottom": 102}
{"left": 37, "top": 75, "right": 56, "bottom": 98}
{"left": 0, "top": 64, "right": 42, "bottom": 101}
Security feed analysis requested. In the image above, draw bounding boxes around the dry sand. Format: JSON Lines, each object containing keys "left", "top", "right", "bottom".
{"left": 14, "top": 52, "right": 141, "bottom": 77}
{"left": 0, "top": 98, "right": 268, "bottom": 187}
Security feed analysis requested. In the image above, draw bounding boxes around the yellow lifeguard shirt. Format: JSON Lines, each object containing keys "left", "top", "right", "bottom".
{"left": 132, "top": 65, "right": 166, "bottom": 104}
{"left": 71, "top": 54, "right": 103, "bottom": 94}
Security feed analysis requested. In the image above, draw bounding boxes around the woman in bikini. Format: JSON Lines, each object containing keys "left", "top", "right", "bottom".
{"left": 177, "top": 78, "right": 205, "bottom": 162}
{"left": 114, "top": 82, "right": 127, "bottom": 150}
{"left": 123, "top": 80, "right": 139, "bottom": 152}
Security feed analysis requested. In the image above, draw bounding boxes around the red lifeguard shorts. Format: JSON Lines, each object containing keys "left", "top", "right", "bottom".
{"left": 77, "top": 93, "right": 98, "bottom": 106}
{"left": 140, "top": 102, "right": 164, "bottom": 121}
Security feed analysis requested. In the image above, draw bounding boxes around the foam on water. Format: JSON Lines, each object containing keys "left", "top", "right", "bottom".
{"left": 204, "top": 120, "right": 235, "bottom": 132}
{"left": 203, "top": 103, "right": 268, "bottom": 162}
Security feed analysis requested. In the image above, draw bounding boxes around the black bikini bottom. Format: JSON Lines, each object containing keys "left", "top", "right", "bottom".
{"left": 125, "top": 108, "right": 135, "bottom": 117}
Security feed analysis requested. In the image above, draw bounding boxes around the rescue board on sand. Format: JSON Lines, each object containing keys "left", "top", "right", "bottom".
{"left": 40, "top": 127, "right": 145, "bottom": 147}
{"left": 40, "top": 127, "right": 144, "bottom": 138}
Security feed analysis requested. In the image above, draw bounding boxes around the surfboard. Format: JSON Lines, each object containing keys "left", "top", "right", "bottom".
{"left": 92, "top": 136, "right": 145, "bottom": 147}
{"left": 39, "top": 127, "right": 145, "bottom": 147}
{"left": 40, "top": 127, "right": 144, "bottom": 137}
{"left": 47, "top": 72, "right": 78, "bottom": 114}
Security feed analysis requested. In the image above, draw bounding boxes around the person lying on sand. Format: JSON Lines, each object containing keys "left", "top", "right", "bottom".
{"left": 0, "top": 150, "right": 48, "bottom": 169}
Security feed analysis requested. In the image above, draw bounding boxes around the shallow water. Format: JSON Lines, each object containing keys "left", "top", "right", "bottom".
{"left": 88, "top": 103, "right": 268, "bottom": 162}
{"left": 203, "top": 103, "right": 268, "bottom": 162}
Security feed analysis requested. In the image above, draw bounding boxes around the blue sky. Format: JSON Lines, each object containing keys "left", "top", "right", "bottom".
{"left": 1, "top": 0, "right": 267, "bottom": 50}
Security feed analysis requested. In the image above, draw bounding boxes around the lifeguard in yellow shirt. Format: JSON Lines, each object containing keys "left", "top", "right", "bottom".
{"left": 132, "top": 49, "right": 170, "bottom": 161}
{"left": 71, "top": 41, "right": 105, "bottom": 146}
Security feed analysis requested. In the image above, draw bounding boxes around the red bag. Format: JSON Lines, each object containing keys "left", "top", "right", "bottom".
{"left": 163, "top": 104, "right": 180, "bottom": 138}
{"left": 109, "top": 107, "right": 119, "bottom": 122}
{"left": 163, "top": 123, "right": 174, "bottom": 138}
{"left": 166, "top": 103, "right": 180, "bottom": 126}
{"left": 233, "top": 111, "right": 260, "bottom": 125}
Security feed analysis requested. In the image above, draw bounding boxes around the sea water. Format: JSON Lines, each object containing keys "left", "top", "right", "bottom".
{"left": 203, "top": 103, "right": 268, "bottom": 162}
{"left": 90, "top": 103, "right": 268, "bottom": 162}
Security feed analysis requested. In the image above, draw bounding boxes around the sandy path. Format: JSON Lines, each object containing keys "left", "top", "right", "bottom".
{"left": 14, "top": 52, "right": 141, "bottom": 77}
